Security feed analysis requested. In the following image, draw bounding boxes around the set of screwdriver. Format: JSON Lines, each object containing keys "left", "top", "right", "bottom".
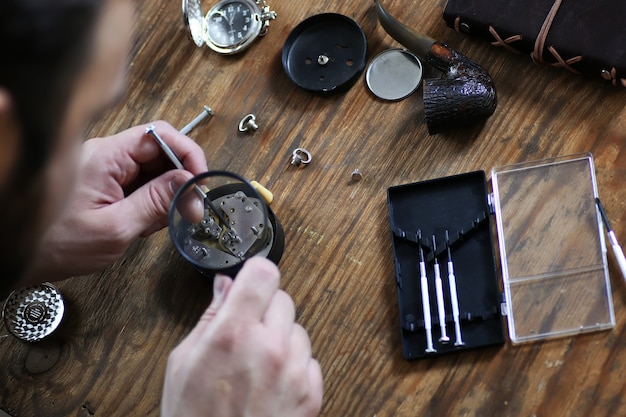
{"left": 417, "top": 230, "right": 464, "bottom": 352}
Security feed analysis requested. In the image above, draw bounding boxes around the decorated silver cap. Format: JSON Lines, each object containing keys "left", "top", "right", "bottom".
{"left": 182, "top": 0, "right": 205, "bottom": 47}
{"left": 2, "top": 283, "right": 65, "bottom": 342}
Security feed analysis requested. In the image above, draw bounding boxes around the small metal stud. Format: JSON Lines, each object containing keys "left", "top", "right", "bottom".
{"left": 318, "top": 54, "right": 330, "bottom": 65}
{"left": 238, "top": 114, "right": 259, "bottom": 133}
{"left": 290, "top": 148, "right": 312, "bottom": 167}
{"left": 351, "top": 169, "right": 363, "bottom": 182}
{"left": 459, "top": 22, "right": 471, "bottom": 33}
{"left": 180, "top": 105, "right": 214, "bottom": 135}
{"left": 600, "top": 69, "right": 612, "bottom": 81}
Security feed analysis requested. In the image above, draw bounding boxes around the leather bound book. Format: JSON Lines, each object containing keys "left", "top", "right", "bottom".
{"left": 443, "top": 0, "right": 626, "bottom": 88}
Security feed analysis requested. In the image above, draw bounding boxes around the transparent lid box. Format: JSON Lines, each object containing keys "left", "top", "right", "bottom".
{"left": 387, "top": 153, "right": 615, "bottom": 360}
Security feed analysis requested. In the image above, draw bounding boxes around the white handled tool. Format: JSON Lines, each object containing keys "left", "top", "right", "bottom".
{"left": 418, "top": 231, "right": 437, "bottom": 353}
{"left": 446, "top": 231, "right": 465, "bottom": 346}
{"left": 596, "top": 198, "right": 626, "bottom": 281}
{"left": 432, "top": 235, "right": 450, "bottom": 343}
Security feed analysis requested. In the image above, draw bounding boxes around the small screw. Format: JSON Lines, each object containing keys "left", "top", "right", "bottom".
{"left": 238, "top": 114, "right": 259, "bottom": 133}
{"left": 318, "top": 54, "right": 329, "bottom": 65}
{"left": 351, "top": 169, "right": 363, "bottom": 182}
{"left": 180, "top": 105, "right": 214, "bottom": 135}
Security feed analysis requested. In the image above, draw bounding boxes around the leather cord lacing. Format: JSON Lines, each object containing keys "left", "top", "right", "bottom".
{"left": 453, "top": 2, "right": 625, "bottom": 86}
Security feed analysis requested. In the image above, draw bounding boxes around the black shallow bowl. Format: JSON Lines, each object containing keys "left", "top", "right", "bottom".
{"left": 282, "top": 13, "right": 367, "bottom": 94}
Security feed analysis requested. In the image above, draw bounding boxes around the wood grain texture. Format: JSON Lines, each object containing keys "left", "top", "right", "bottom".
{"left": 1, "top": 0, "right": 626, "bottom": 416}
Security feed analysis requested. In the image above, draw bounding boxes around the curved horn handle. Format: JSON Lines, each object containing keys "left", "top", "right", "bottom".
{"left": 375, "top": 0, "right": 497, "bottom": 134}
{"left": 374, "top": 0, "right": 435, "bottom": 58}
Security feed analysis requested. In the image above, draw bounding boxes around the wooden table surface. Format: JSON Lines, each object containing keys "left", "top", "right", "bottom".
{"left": 2, "top": 0, "right": 626, "bottom": 416}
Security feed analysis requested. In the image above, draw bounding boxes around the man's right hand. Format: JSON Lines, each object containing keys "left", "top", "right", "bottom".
{"left": 161, "top": 257, "right": 324, "bottom": 417}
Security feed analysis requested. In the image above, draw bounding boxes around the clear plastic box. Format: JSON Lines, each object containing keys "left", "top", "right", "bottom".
{"left": 387, "top": 153, "right": 615, "bottom": 360}
{"left": 491, "top": 153, "right": 615, "bottom": 343}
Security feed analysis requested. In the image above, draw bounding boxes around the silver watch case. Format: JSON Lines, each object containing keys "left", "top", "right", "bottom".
{"left": 182, "top": 0, "right": 276, "bottom": 55}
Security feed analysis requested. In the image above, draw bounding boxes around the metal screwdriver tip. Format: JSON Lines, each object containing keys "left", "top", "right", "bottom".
{"left": 596, "top": 197, "right": 626, "bottom": 282}
{"left": 445, "top": 230, "right": 451, "bottom": 261}
{"left": 418, "top": 229, "right": 424, "bottom": 262}
{"left": 145, "top": 124, "right": 232, "bottom": 232}
{"left": 596, "top": 198, "right": 612, "bottom": 231}
{"left": 432, "top": 234, "right": 450, "bottom": 343}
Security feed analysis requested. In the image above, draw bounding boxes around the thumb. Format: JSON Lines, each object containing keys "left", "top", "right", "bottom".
{"left": 202, "top": 274, "right": 233, "bottom": 322}
{"left": 184, "top": 274, "right": 234, "bottom": 345}
{"left": 116, "top": 170, "right": 195, "bottom": 238}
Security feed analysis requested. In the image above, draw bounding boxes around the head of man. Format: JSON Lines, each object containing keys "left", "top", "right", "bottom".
{"left": 0, "top": 0, "right": 134, "bottom": 296}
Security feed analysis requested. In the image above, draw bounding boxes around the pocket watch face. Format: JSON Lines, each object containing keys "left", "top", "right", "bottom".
{"left": 206, "top": 1, "right": 260, "bottom": 49}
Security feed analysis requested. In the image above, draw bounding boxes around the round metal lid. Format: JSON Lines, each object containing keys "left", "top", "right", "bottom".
{"left": 282, "top": 13, "right": 367, "bottom": 94}
{"left": 182, "top": 0, "right": 205, "bottom": 47}
{"left": 2, "top": 283, "right": 65, "bottom": 342}
{"left": 366, "top": 49, "right": 423, "bottom": 101}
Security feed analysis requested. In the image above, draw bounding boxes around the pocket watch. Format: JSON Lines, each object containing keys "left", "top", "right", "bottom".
{"left": 182, "top": 0, "right": 277, "bottom": 55}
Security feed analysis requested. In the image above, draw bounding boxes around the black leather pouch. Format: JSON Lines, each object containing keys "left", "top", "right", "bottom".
{"left": 443, "top": 0, "right": 626, "bottom": 88}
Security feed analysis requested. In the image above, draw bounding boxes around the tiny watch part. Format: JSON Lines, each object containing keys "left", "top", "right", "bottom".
{"left": 238, "top": 114, "right": 259, "bottom": 133}
{"left": 182, "top": 0, "right": 276, "bottom": 54}
{"left": 290, "top": 148, "right": 312, "bottom": 167}
{"left": 2, "top": 283, "right": 65, "bottom": 342}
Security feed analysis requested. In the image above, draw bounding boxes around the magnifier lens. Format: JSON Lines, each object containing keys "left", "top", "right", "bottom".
{"left": 168, "top": 171, "right": 284, "bottom": 276}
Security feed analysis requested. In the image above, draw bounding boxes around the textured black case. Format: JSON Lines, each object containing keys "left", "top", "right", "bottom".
{"left": 443, "top": 0, "right": 626, "bottom": 88}
{"left": 387, "top": 171, "right": 505, "bottom": 360}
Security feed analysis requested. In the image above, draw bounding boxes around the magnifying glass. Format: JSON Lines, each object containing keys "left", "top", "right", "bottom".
{"left": 168, "top": 171, "right": 284, "bottom": 277}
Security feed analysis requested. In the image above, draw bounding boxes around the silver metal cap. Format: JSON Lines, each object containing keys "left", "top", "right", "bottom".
{"left": 366, "top": 48, "right": 423, "bottom": 101}
{"left": 2, "top": 283, "right": 65, "bottom": 342}
{"left": 182, "top": 0, "right": 205, "bottom": 47}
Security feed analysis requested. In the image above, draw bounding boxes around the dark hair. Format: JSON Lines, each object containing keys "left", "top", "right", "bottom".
{"left": 0, "top": 0, "right": 103, "bottom": 296}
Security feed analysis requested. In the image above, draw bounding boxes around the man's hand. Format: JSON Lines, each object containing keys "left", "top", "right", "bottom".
{"left": 24, "top": 121, "right": 207, "bottom": 283}
{"left": 162, "top": 257, "right": 324, "bottom": 417}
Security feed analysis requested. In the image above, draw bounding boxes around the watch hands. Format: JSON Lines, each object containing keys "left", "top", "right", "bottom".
{"left": 214, "top": 9, "right": 229, "bottom": 28}
{"left": 228, "top": 8, "right": 235, "bottom": 26}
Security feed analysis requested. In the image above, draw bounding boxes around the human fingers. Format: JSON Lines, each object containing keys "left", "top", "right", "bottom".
{"left": 109, "top": 121, "right": 208, "bottom": 175}
{"left": 111, "top": 169, "right": 195, "bottom": 239}
{"left": 263, "top": 290, "right": 296, "bottom": 335}
{"left": 285, "top": 326, "right": 322, "bottom": 415}
{"left": 142, "top": 121, "right": 208, "bottom": 174}
{"left": 215, "top": 257, "right": 281, "bottom": 324}
{"left": 306, "top": 358, "right": 324, "bottom": 416}
{"left": 289, "top": 323, "right": 313, "bottom": 364}
{"left": 170, "top": 181, "right": 206, "bottom": 226}
{"left": 183, "top": 274, "right": 234, "bottom": 346}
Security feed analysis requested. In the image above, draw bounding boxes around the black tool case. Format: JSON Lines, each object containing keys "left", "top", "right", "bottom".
{"left": 387, "top": 154, "right": 615, "bottom": 360}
